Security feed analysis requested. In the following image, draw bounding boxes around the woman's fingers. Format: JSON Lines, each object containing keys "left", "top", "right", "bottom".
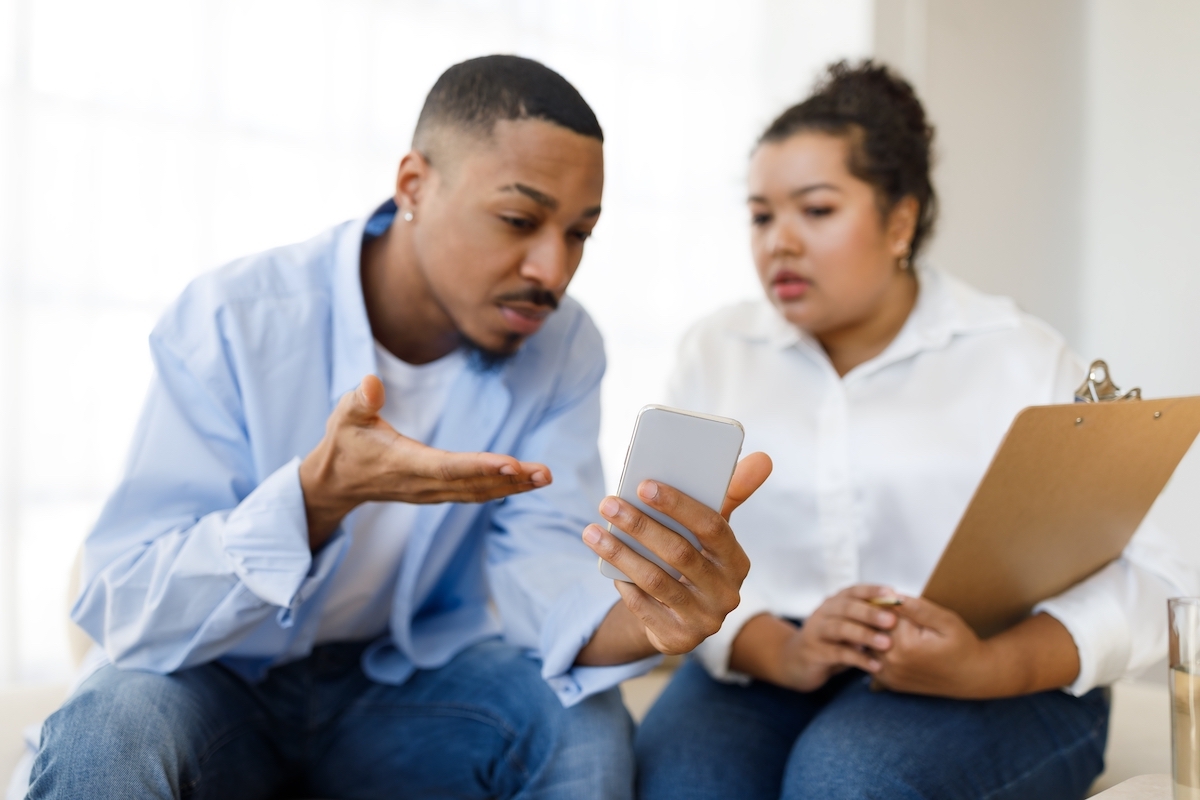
{"left": 813, "top": 616, "right": 892, "bottom": 651}
{"left": 892, "top": 595, "right": 958, "bottom": 632}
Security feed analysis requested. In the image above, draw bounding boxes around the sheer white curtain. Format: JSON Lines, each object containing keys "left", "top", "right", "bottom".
{"left": 0, "top": 0, "right": 870, "bottom": 684}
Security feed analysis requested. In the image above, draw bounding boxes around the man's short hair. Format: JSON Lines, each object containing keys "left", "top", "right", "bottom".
{"left": 413, "top": 55, "right": 603, "bottom": 162}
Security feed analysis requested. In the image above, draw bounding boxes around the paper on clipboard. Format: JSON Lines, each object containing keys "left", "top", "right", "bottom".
{"left": 921, "top": 362, "right": 1200, "bottom": 638}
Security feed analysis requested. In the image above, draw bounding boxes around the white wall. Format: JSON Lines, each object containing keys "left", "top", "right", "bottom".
{"left": 1080, "top": 0, "right": 1200, "bottom": 552}
{"left": 874, "top": 0, "right": 1087, "bottom": 344}
{"left": 873, "top": 0, "right": 1200, "bottom": 611}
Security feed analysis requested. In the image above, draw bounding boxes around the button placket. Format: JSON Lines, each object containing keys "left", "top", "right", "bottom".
{"left": 815, "top": 374, "right": 858, "bottom": 596}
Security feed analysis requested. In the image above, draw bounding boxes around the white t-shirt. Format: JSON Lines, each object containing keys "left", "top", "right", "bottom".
{"left": 314, "top": 341, "right": 468, "bottom": 644}
{"left": 672, "top": 268, "right": 1194, "bottom": 694}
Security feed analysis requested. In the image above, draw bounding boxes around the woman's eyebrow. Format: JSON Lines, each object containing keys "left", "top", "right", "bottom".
{"left": 748, "top": 183, "right": 842, "bottom": 203}
{"left": 789, "top": 183, "right": 840, "bottom": 198}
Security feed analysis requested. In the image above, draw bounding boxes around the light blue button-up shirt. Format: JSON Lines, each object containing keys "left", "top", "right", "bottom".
{"left": 72, "top": 201, "right": 658, "bottom": 706}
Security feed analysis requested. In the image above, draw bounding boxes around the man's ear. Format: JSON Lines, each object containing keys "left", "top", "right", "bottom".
{"left": 395, "top": 149, "right": 434, "bottom": 217}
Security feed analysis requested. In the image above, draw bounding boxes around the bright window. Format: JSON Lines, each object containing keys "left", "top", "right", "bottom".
{"left": 0, "top": 0, "right": 871, "bottom": 684}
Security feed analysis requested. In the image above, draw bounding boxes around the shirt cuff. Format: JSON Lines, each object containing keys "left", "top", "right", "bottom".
{"left": 693, "top": 587, "right": 774, "bottom": 683}
{"left": 539, "top": 578, "right": 661, "bottom": 707}
{"left": 218, "top": 457, "right": 322, "bottom": 610}
{"left": 1034, "top": 560, "right": 1132, "bottom": 696}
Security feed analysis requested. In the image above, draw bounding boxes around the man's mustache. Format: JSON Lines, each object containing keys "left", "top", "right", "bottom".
{"left": 495, "top": 288, "right": 559, "bottom": 311}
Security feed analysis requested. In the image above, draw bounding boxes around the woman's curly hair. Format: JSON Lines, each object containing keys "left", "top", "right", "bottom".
{"left": 759, "top": 60, "right": 938, "bottom": 263}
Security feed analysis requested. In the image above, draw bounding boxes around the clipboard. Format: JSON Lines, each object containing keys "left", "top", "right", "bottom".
{"left": 921, "top": 361, "right": 1200, "bottom": 638}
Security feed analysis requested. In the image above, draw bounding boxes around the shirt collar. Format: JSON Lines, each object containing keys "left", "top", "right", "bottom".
{"left": 729, "top": 267, "right": 1023, "bottom": 377}
{"left": 328, "top": 200, "right": 393, "bottom": 406}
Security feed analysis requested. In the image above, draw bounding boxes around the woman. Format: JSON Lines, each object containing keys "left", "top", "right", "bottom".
{"left": 635, "top": 61, "right": 1190, "bottom": 799}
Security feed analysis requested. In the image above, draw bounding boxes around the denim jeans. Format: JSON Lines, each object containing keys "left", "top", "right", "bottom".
{"left": 635, "top": 659, "right": 1109, "bottom": 800}
{"left": 26, "top": 639, "right": 634, "bottom": 800}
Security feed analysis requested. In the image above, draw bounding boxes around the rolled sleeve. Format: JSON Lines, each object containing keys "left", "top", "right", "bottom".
{"left": 539, "top": 579, "right": 661, "bottom": 706}
{"left": 219, "top": 457, "right": 314, "bottom": 608}
{"left": 1034, "top": 560, "right": 1133, "bottom": 695}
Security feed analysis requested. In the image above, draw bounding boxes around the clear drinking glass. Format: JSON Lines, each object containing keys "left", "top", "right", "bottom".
{"left": 1171, "top": 598, "right": 1200, "bottom": 799}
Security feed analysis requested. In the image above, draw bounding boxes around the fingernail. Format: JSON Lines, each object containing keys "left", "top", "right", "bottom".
{"left": 638, "top": 480, "right": 658, "bottom": 501}
{"left": 878, "top": 612, "right": 896, "bottom": 627}
{"left": 868, "top": 659, "right": 881, "bottom": 672}
{"left": 582, "top": 526, "right": 601, "bottom": 544}
{"left": 600, "top": 497, "right": 619, "bottom": 517}
{"left": 499, "top": 464, "right": 517, "bottom": 476}
{"left": 531, "top": 471, "right": 547, "bottom": 484}
{"left": 873, "top": 634, "right": 890, "bottom": 649}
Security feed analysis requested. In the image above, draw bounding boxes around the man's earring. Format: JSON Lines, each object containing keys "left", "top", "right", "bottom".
{"left": 403, "top": 210, "right": 414, "bottom": 222}
{"left": 897, "top": 244, "right": 911, "bottom": 271}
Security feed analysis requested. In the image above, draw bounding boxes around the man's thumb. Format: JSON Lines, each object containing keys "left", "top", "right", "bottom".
{"left": 351, "top": 374, "right": 386, "bottom": 417}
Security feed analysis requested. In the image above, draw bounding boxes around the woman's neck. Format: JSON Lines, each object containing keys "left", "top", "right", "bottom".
{"left": 817, "top": 271, "right": 919, "bottom": 377}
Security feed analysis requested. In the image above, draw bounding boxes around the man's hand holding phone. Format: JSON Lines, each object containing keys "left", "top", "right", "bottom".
{"left": 577, "top": 452, "right": 772, "bottom": 662}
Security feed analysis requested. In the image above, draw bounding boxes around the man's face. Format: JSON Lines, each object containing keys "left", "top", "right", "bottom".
{"left": 406, "top": 118, "right": 604, "bottom": 357}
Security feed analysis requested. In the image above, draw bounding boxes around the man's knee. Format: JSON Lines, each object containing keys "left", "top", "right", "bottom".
{"left": 28, "top": 666, "right": 212, "bottom": 797}
{"left": 445, "top": 642, "right": 634, "bottom": 798}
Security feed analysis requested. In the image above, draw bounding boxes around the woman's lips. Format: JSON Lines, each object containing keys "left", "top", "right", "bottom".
{"left": 499, "top": 304, "right": 551, "bottom": 336}
{"left": 771, "top": 271, "right": 811, "bottom": 301}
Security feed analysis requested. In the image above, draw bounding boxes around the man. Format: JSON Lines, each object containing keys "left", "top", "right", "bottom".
{"left": 25, "top": 55, "right": 770, "bottom": 799}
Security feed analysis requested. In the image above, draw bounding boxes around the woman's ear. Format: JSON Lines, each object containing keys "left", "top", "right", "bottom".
{"left": 887, "top": 195, "right": 920, "bottom": 258}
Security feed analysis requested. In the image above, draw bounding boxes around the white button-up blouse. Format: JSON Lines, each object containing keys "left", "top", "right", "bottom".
{"left": 669, "top": 268, "right": 1196, "bottom": 695}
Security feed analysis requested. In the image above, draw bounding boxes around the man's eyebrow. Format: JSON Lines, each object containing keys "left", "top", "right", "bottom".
{"left": 500, "top": 183, "right": 559, "bottom": 210}
{"left": 747, "top": 183, "right": 842, "bottom": 203}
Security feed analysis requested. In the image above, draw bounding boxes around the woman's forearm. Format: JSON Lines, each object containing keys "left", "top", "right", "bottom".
{"left": 728, "top": 613, "right": 795, "bottom": 685}
{"left": 981, "top": 612, "right": 1081, "bottom": 696}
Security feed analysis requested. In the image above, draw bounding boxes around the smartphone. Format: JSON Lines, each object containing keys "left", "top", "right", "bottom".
{"left": 598, "top": 405, "right": 744, "bottom": 583}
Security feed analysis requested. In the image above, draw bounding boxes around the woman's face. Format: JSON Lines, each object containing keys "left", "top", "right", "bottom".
{"left": 748, "top": 131, "right": 912, "bottom": 336}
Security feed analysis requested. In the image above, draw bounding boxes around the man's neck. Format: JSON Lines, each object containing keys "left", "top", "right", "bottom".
{"left": 360, "top": 224, "right": 462, "bottom": 365}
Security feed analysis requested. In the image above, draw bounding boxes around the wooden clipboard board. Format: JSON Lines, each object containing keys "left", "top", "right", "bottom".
{"left": 922, "top": 389, "right": 1200, "bottom": 639}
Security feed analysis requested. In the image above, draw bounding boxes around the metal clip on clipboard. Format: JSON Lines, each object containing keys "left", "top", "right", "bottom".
{"left": 1074, "top": 360, "right": 1142, "bottom": 403}
{"left": 916, "top": 358, "right": 1200, "bottom": 643}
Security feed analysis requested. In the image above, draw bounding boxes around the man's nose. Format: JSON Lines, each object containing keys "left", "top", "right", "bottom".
{"left": 520, "top": 232, "right": 570, "bottom": 293}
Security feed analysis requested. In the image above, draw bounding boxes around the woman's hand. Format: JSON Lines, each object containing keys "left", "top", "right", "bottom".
{"left": 870, "top": 596, "right": 993, "bottom": 697}
{"left": 872, "top": 597, "right": 1082, "bottom": 699}
{"left": 730, "top": 585, "right": 900, "bottom": 692}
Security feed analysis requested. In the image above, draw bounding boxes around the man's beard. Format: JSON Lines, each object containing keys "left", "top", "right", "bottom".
{"left": 461, "top": 332, "right": 522, "bottom": 373}
{"left": 461, "top": 287, "right": 560, "bottom": 373}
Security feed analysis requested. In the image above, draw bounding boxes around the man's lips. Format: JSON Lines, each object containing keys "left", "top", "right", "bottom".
{"left": 498, "top": 304, "right": 552, "bottom": 336}
{"left": 771, "top": 270, "right": 811, "bottom": 301}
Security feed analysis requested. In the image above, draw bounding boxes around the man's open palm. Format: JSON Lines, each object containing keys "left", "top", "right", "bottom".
{"left": 300, "top": 375, "right": 551, "bottom": 549}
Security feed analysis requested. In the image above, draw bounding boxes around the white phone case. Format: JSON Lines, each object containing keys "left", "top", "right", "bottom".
{"left": 598, "top": 405, "right": 744, "bottom": 582}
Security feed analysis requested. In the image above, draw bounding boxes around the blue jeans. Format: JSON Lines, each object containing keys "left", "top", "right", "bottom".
{"left": 26, "top": 639, "right": 634, "bottom": 800}
{"left": 635, "top": 660, "right": 1109, "bottom": 800}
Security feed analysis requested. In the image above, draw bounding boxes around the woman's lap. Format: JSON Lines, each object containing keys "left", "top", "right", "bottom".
{"left": 635, "top": 660, "right": 1109, "bottom": 800}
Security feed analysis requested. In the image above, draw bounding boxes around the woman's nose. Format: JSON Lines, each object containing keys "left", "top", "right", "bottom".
{"left": 767, "top": 220, "right": 805, "bottom": 258}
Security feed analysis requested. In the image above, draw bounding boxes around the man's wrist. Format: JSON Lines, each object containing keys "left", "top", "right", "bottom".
{"left": 299, "top": 451, "right": 353, "bottom": 550}
{"left": 575, "top": 602, "right": 656, "bottom": 666}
